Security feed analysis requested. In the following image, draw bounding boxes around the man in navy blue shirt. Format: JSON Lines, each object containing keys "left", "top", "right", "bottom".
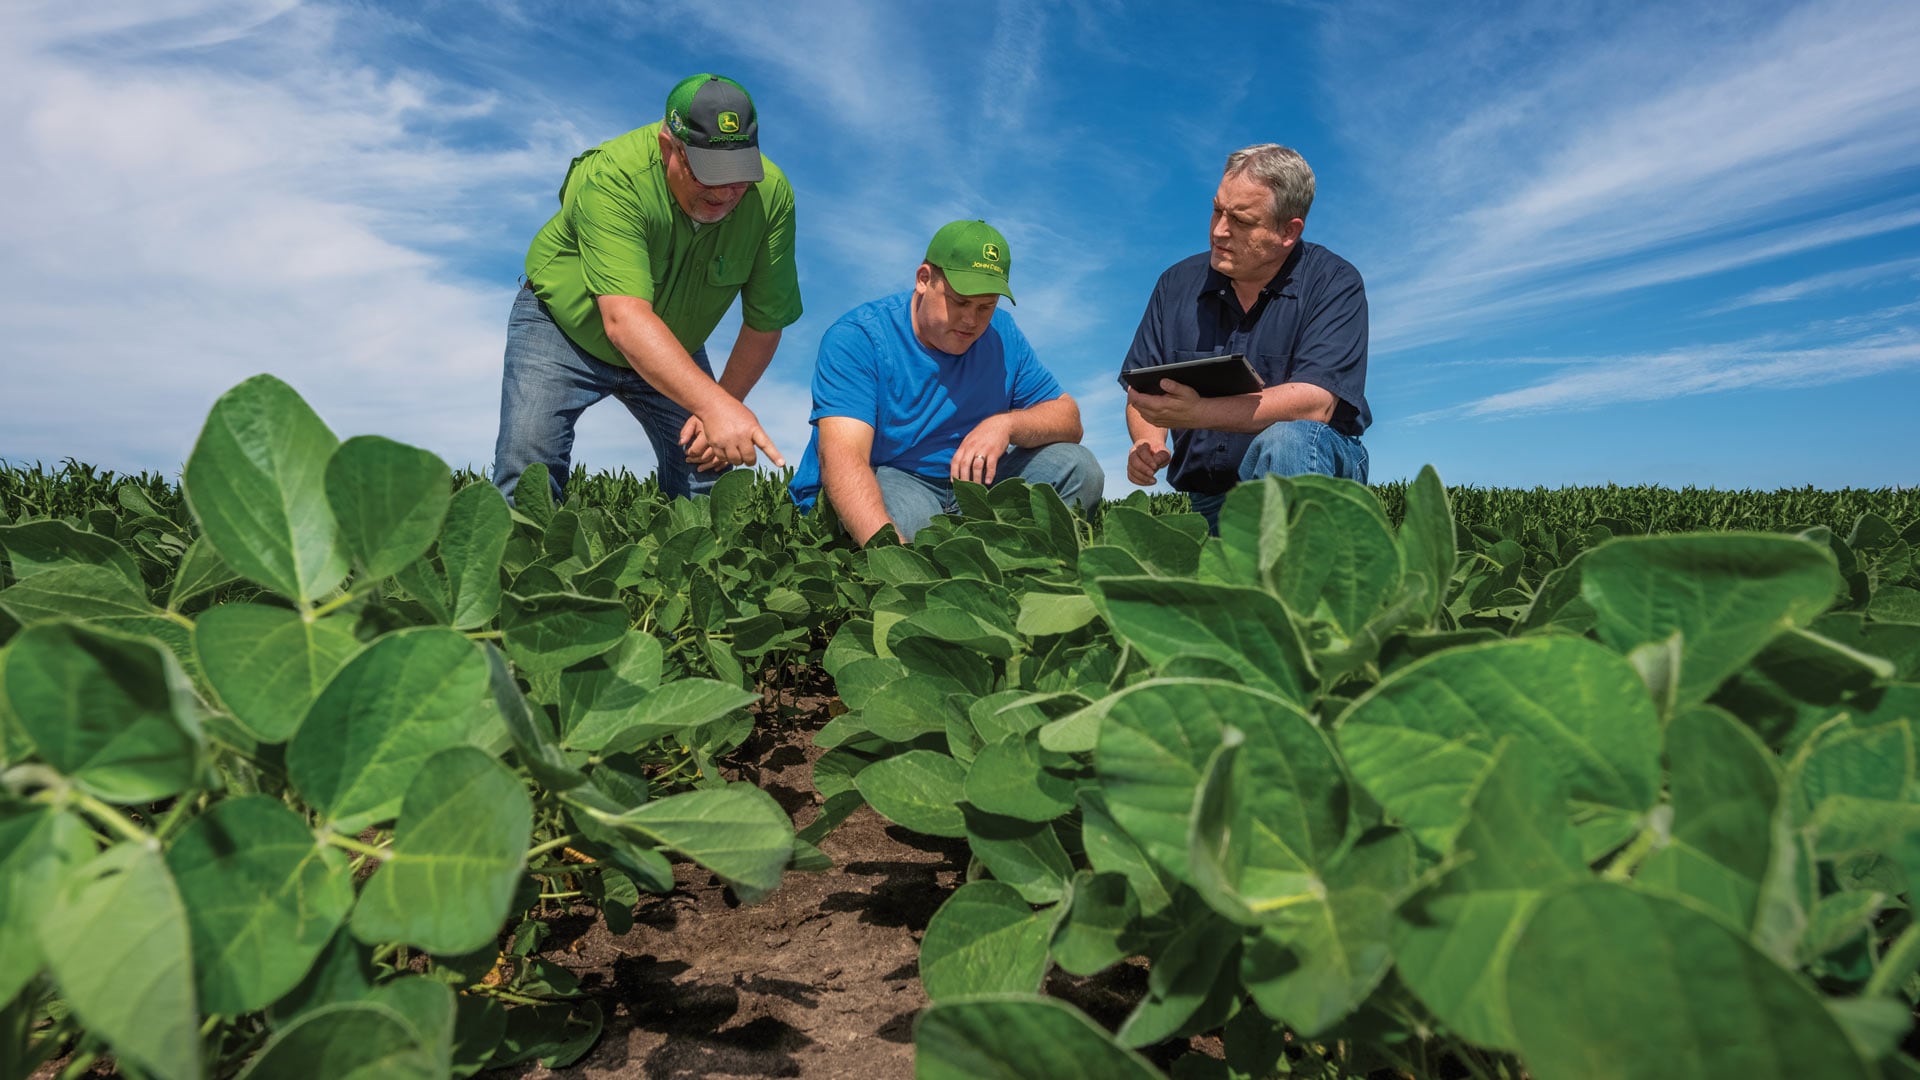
{"left": 1122, "top": 144, "right": 1371, "bottom": 529}
{"left": 790, "top": 220, "right": 1103, "bottom": 543}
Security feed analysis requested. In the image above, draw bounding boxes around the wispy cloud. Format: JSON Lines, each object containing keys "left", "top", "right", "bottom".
{"left": 1711, "top": 254, "right": 1920, "bottom": 314}
{"left": 1330, "top": 0, "right": 1920, "bottom": 355}
{"left": 1409, "top": 329, "right": 1920, "bottom": 423}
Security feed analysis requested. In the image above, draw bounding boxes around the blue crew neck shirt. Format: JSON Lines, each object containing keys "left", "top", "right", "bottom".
{"left": 789, "top": 291, "right": 1066, "bottom": 510}
{"left": 1121, "top": 242, "right": 1371, "bottom": 496}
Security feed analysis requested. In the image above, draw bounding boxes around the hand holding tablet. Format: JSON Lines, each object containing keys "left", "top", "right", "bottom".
{"left": 1119, "top": 353, "right": 1265, "bottom": 397}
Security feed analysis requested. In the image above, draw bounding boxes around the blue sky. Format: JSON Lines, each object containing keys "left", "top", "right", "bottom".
{"left": 3, "top": 0, "right": 1918, "bottom": 495}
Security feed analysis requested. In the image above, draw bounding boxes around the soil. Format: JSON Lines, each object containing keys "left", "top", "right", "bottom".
{"left": 495, "top": 676, "right": 967, "bottom": 1080}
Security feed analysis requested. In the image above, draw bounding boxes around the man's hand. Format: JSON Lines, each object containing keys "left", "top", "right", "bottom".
{"left": 684, "top": 396, "right": 786, "bottom": 469}
{"left": 1127, "top": 438, "right": 1171, "bottom": 486}
{"left": 678, "top": 416, "right": 724, "bottom": 472}
{"left": 1127, "top": 380, "right": 1208, "bottom": 429}
{"left": 950, "top": 413, "right": 1016, "bottom": 485}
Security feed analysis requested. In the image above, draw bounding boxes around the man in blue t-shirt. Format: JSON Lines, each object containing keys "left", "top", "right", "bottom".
{"left": 789, "top": 220, "right": 1103, "bottom": 543}
{"left": 1121, "top": 144, "right": 1372, "bottom": 530}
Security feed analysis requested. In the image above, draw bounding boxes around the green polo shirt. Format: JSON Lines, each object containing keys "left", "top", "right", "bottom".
{"left": 523, "top": 121, "right": 803, "bottom": 366}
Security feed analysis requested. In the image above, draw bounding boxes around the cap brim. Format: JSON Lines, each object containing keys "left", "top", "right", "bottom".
{"left": 683, "top": 144, "right": 764, "bottom": 186}
{"left": 941, "top": 268, "right": 1015, "bottom": 304}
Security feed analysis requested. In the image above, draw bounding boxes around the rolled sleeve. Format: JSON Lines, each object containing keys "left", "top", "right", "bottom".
{"left": 1285, "top": 264, "right": 1369, "bottom": 413}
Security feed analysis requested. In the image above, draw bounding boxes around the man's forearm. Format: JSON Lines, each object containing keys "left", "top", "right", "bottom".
{"left": 1006, "top": 395, "right": 1084, "bottom": 447}
{"left": 600, "top": 297, "right": 731, "bottom": 415}
{"left": 717, "top": 325, "right": 782, "bottom": 402}
{"left": 822, "top": 455, "right": 894, "bottom": 545}
{"left": 1169, "top": 381, "right": 1338, "bottom": 434}
{"left": 1126, "top": 402, "right": 1164, "bottom": 448}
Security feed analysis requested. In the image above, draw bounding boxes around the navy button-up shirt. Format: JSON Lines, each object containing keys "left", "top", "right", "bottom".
{"left": 1121, "top": 242, "right": 1370, "bottom": 495}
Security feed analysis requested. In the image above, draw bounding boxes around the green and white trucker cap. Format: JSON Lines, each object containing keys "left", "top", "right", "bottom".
{"left": 925, "top": 220, "right": 1015, "bottom": 303}
{"left": 663, "top": 74, "right": 764, "bottom": 186}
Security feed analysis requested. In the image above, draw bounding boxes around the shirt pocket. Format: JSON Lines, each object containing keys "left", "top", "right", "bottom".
{"left": 706, "top": 249, "right": 753, "bottom": 288}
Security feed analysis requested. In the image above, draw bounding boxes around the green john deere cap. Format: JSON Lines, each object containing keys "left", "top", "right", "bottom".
{"left": 663, "top": 74, "right": 764, "bottom": 186}
{"left": 925, "top": 220, "right": 1015, "bottom": 303}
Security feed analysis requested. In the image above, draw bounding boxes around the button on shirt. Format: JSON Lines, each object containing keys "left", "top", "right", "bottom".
{"left": 1121, "top": 242, "right": 1370, "bottom": 496}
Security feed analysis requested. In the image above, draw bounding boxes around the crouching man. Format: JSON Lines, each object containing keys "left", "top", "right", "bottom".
{"left": 788, "top": 220, "right": 1103, "bottom": 543}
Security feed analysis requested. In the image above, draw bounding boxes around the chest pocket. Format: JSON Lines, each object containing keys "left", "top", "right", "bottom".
{"left": 707, "top": 250, "right": 752, "bottom": 288}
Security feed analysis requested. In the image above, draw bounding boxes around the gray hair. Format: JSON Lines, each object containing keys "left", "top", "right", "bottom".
{"left": 1224, "top": 144, "right": 1315, "bottom": 225}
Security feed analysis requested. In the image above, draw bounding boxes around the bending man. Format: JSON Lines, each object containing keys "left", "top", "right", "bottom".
{"left": 493, "top": 73, "right": 801, "bottom": 504}
{"left": 789, "top": 220, "right": 1103, "bottom": 543}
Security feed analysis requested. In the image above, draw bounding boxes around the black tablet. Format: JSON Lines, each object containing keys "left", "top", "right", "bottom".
{"left": 1119, "top": 353, "right": 1265, "bottom": 397}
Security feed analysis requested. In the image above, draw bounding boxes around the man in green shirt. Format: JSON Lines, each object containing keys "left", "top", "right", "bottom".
{"left": 492, "top": 73, "right": 803, "bottom": 503}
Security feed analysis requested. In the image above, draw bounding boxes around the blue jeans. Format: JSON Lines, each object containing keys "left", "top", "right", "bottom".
{"left": 1184, "top": 420, "right": 1369, "bottom": 531}
{"left": 874, "top": 443, "right": 1105, "bottom": 541}
{"left": 492, "top": 285, "right": 722, "bottom": 504}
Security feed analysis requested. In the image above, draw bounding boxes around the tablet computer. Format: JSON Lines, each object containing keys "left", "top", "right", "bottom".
{"left": 1119, "top": 353, "right": 1266, "bottom": 397}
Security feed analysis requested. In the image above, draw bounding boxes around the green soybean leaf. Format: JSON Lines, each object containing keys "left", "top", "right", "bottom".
{"left": 323, "top": 436, "right": 452, "bottom": 581}
{"left": 916, "top": 995, "right": 1163, "bottom": 1080}
{"left": 0, "top": 808, "right": 94, "bottom": 1007}
{"left": 1582, "top": 533, "right": 1840, "bottom": 708}
{"left": 1080, "top": 790, "right": 1177, "bottom": 919}
{"left": 441, "top": 482, "right": 511, "bottom": 629}
{"left": 0, "top": 519, "right": 143, "bottom": 587}
{"left": 1399, "top": 465, "right": 1457, "bottom": 622}
{"left": 854, "top": 749, "right": 968, "bottom": 838}
{"left": 564, "top": 677, "right": 754, "bottom": 755}
{"left": 1273, "top": 476, "right": 1405, "bottom": 637}
{"left": 1337, "top": 636, "right": 1662, "bottom": 854}
{"left": 349, "top": 747, "right": 531, "bottom": 954}
{"left": 195, "top": 603, "right": 362, "bottom": 743}
{"left": 237, "top": 1002, "right": 439, "bottom": 1080}
{"left": 287, "top": 628, "right": 494, "bottom": 830}
{"left": 965, "top": 731, "right": 1077, "bottom": 822}
{"left": 1239, "top": 860, "right": 1396, "bottom": 1038}
{"left": 1639, "top": 706, "right": 1781, "bottom": 931}
{"left": 491, "top": 998, "right": 604, "bottom": 1069}
{"left": 1508, "top": 883, "right": 1874, "bottom": 1080}
{"left": 963, "top": 806, "right": 1074, "bottom": 905}
{"left": 1096, "top": 679, "right": 1305, "bottom": 882}
{"left": 1050, "top": 871, "right": 1140, "bottom": 977}
{"left": 183, "top": 374, "right": 349, "bottom": 605}
{"left": 38, "top": 843, "right": 201, "bottom": 1080}
{"left": 1016, "top": 591, "right": 1099, "bottom": 637}
{"left": 451, "top": 995, "right": 507, "bottom": 1078}
{"left": 168, "top": 535, "right": 239, "bottom": 610}
{"left": 366, "top": 976, "right": 456, "bottom": 1078}
{"left": 485, "top": 645, "right": 587, "bottom": 793}
{"left": 555, "top": 630, "right": 666, "bottom": 741}
{"left": 166, "top": 795, "right": 354, "bottom": 1015}
{"left": 0, "top": 562, "right": 156, "bottom": 624}
{"left": 1102, "top": 505, "right": 1203, "bottom": 577}
{"left": 889, "top": 606, "right": 1019, "bottom": 660}
{"left": 855, "top": 676, "right": 963, "bottom": 744}
{"left": 606, "top": 784, "right": 794, "bottom": 903}
{"left": 4, "top": 621, "right": 204, "bottom": 803}
{"left": 1090, "top": 577, "right": 1310, "bottom": 705}
{"left": 1393, "top": 739, "right": 1587, "bottom": 1050}
{"left": 920, "top": 881, "right": 1053, "bottom": 1001}
{"left": 500, "top": 590, "right": 628, "bottom": 674}
{"left": 1118, "top": 914, "right": 1242, "bottom": 1047}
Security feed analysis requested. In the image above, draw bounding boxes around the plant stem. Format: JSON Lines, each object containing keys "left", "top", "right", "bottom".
{"left": 71, "top": 792, "right": 155, "bottom": 847}
{"left": 466, "top": 629, "right": 504, "bottom": 640}
{"left": 1866, "top": 921, "right": 1920, "bottom": 998}
{"left": 526, "top": 833, "right": 583, "bottom": 862}
{"left": 539, "top": 890, "right": 585, "bottom": 900}
{"left": 325, "top": 832, "right": 391, "bottom": 860}
{"left": 1601, "top": 820, "right": 1662, "bottom": 882}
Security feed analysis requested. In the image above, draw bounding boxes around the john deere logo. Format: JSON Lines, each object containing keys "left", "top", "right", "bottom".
{"left": 718, "top": 111, "right": 741, "bottom": 134}
{"left": 982, "top": 243, "right": 1001, "bottom": 263}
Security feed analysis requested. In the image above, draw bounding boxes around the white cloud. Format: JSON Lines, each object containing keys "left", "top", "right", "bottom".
{"left": 1712, "top": 254, "right": 1920, "bottom": 313}
{"left": 1411, "top": 330, "right": 1920, "bottom": 423}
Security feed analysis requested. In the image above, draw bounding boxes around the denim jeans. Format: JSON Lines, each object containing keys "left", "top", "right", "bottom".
{"left": 873, "top": 442, "right": 1105, "bottom": 541}
{"left": 491, "top": 284, "right": 722, "bottom": 504}
{"left": 1184, "top": 420, "right": 1369, "bottom": 531}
